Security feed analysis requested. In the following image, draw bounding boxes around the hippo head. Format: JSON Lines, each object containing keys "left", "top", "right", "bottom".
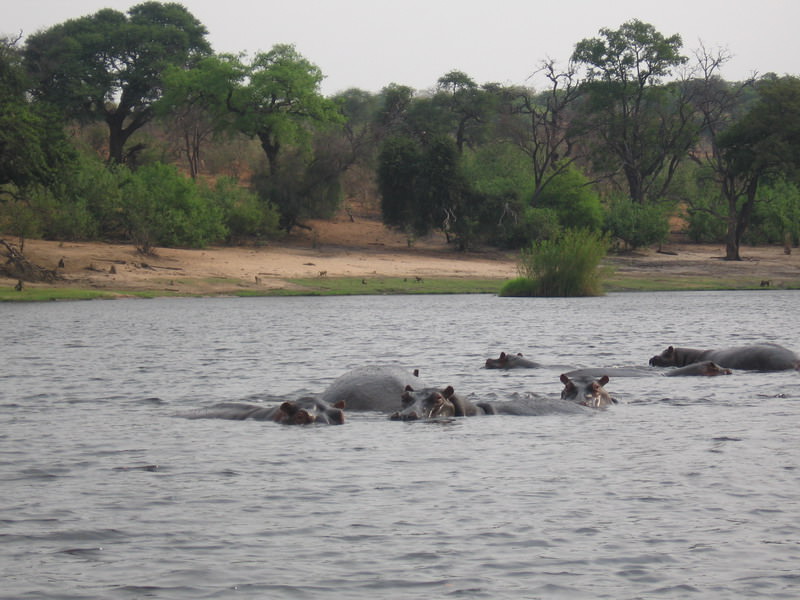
{"left": 390, "top": 385, "right": 456, "bottom": 421}
{"left": 560, "top": 374, "right": 616, "bottom": 408}
{"left": 485, "top": 352, "right": 512, "bottom": 369}
{"left": 274, "top": 398, "right": 346, "bottom": 425}
{"left": 649, "top": 346, "right": 677, "bottom": 367}
{"left": 485, "top": 352, "right": 538, "bottom": 369}
{"left": 699, "top": 361, "right": 732, "bottom": 376}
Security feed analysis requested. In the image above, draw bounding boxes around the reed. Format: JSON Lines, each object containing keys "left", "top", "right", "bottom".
{"left": 502, "top": 229, "right": 608, "bottom": 297}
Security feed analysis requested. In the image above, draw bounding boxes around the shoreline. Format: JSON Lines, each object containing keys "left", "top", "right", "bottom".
{"left": 3, "top": 217, "right": 800, "bottom": 299}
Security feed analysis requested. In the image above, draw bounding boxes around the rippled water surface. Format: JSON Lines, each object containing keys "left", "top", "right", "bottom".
{"left": 2, "top": 291, "right": 799, "bottom": 599}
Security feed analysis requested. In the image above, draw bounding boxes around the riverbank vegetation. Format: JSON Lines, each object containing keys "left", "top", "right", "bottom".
{"left": 3, "top": 5, "right": 800, "bottom": 290}
{"left": 501, "top": 230, "right": 609, "bottom": 297}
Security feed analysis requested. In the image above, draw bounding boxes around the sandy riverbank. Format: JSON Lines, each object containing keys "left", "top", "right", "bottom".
{"left": 3, "top": 214, "right": 800, "bottom": 295}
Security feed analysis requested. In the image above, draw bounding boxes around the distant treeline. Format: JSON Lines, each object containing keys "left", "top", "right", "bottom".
{"left": 2, "top": 4, "right": 800, "bottom": 259}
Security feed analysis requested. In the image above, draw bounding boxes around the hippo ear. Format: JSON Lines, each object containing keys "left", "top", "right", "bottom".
{"left": 280, "top": 401, "right": 298, "bottom": 414}
{"left": 413, "top": 369, "right": 419, "bottom": 377}
{"left": 667, "top": 346, "right": 675, "bottom": 354}
{"left": 598, "top": 375, "right": 610, "bottom": 386}
{"left": 334, "top": 400, "right": 345, "bottom": 409}
{"left": 560, "top": 373, "right": 571, "bottom": 385}
{"left": 404, "top": 384, "right": 415, "bottom": 391}
{"left": 442, "top": 385, "right": 455, "bottom": 398}
{"left": 500, "top": 352, "right": 507, "bottom": 359}
{"left": 516, "top": 353, "right": 524, "bottom": 357}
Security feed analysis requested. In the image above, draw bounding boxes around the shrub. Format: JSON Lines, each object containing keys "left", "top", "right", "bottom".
{"left": 121, "top": 162, "right": 226, "bottom": 253}
{"left": 502, "top": 229, "right": 608, "bottom": 297}
{"left": 743, "top": 178, "right": 800, "bottom": 245}
{"left": 605, "top": 197, "right": 670, "bottom": 249}
{"left": 534, "top": 163, "right": 604, "bottom": 231}
{"left": 498, "top": 276, "right": 538, "bottom": 297}
{"left": 203, "top": 176, "right": 280, "bottom": 243}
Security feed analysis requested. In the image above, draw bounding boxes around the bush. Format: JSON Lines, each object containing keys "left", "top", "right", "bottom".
{"left": 501, "top": 229, "right": 608, "bottom": 297}
{"left": 534, "top": 163, "right": 604, "bottom": 231}
{"left": 121, "top": 162, "right": 226, "bottom": 253}
{"left": 203, "top": 176, "right": 280, "bottom": 243}
{"left": 605, "top": 197, "right": 670, "bottom": 249}
{"left": 743, "top": 178, "right": 800, "bottom": 245}
{"left": 498, "top": 276, "right": 538, "bottom": 297}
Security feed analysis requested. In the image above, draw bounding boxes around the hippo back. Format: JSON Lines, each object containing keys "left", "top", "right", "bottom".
{"left": 707, "top": 343, "right": 799, "bottom": 371}
{"left": 321, "top": 365, "right": 425, "bottom": 412}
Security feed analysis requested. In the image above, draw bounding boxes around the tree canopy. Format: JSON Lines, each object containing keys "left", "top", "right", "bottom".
{"left": 572, "top": 19, "right": 695, "bottom": 204}
{"left": 23, "top": 2, "right": 211, "bottom": 164}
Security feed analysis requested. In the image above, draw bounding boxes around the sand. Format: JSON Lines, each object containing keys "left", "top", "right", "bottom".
{"left": 3, "top": 214, "right": 800, "bottom": 294}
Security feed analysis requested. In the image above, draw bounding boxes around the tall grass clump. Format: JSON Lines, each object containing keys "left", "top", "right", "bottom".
{"left": 501, "top": 229, "right": 609, "bottom": 297}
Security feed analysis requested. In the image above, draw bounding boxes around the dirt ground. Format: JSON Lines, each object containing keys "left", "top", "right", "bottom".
{"left": 3, "top": 212, "right": 800, "bottom": 294}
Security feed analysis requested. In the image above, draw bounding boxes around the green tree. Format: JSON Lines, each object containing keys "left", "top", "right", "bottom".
{"left": 681, "top": 45, "right": 755, "bottom": 257}
{"left": 0, "top": 36, "right": 72, "bottom": 195}
{"left": 572, "top": 19, "right": 696, "bottom": 204}
{"left": 24, "top": 2, "right": 211, "bottom": 164}
{"left": 744, "top": 178, "right": 800, "bottom": 246}
{"left": 224, "top": 45, "right": 342, "bottom": 175}
{"left": 460, "top": 142, "right": 560, "bottom": 248}
{"left": 159, "top": 56, "right": 239, "bottom": 178}
{"left": 218, "top": 45, "right": 344, "bottom": 231}
{"left": 377, "top": 135, "right": 421, "bottom": 230}
{"left": 714, "top": 75, "right": 800, "bottom": 259}
{"left": 435, "top": 70, "right": 497, "bottom": 153}
{"left": 377, "top": 135, "right": 468, "bottom": 241}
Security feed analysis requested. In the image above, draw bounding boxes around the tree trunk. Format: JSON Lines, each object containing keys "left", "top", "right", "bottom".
{"left": 724, "top": 177, "right": 759, "bottom": 261}
{"left": 107, "top": 112, "right": 134, "bottom": 165}
{"left": 258, "top": 131, "right": 280, "bottom": 176}
{"left": 724, "top": 217, "right": 741, "bottom": 260}
{"left": 624, "top": 164, "right": 645, "bottom": 203}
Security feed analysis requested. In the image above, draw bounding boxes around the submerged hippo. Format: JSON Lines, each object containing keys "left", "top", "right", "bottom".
{"left": 649, "top": 343, "right": 799, "bottom": 371}
{"left": 560, "top": 373, "right": 617, "bottom": 408}
{"left": 180, "top": 397, "right": 346, "bottom": 425}
{"left": 390, "top": 385, "right": 497, "bottom": 421}
{"left": 664, "top": 361, "right": 732, "bottom": 376}
{"left": 485, "top": 352, "right": 540, "bottom": 369}
{"left": 321, "top": 365, "right": 423, "bottom": 412}
{"left": 564, "top": 361, "right": 731, "bottom": 378}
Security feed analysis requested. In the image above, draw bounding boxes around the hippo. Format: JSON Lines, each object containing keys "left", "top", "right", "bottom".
{"left": 649, "top": 343, "right": 799, "bottom": 372}
{"left": 560, "top": 373, "right": 617, "bottom": 408}
{"left": 487, "top": 392, "right": 591, "bottom": 415}
{"left": 485, "top": 352, "right": 540, "bottom": 369}
{"left": 564, "top": 361, "right": 731, "bottom": 378}
{"left": 321, "top": 365, "right": 423, "bottom": 412}
{"left": 664, "top": 361, "right": 732, "bottom": 376}
{"left": 390, "top": 385, "right": 497, "bottom": 421}
{"left": 180, "top": 397, "right": 346, "bottom": 425}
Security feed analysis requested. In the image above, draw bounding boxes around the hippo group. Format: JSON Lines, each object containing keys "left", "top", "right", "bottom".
{"left": 181, "top": 342, "right": 798, "bottom": 425}
{"left": 649, "top": 342, "right": 800, "bottom": 371}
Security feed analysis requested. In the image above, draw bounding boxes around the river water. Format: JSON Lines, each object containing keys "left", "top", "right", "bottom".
{"left": 1, "top": 291, "right": 799, "bottom": 599}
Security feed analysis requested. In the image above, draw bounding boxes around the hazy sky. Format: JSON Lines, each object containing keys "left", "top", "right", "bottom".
{"left": 5, "top": 0, "right": 798, "bottom": 95}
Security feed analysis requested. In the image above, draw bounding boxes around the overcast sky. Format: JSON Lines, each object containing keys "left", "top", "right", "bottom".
{"left": 5, "top": 0, "right": 798, "bottom": 95}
